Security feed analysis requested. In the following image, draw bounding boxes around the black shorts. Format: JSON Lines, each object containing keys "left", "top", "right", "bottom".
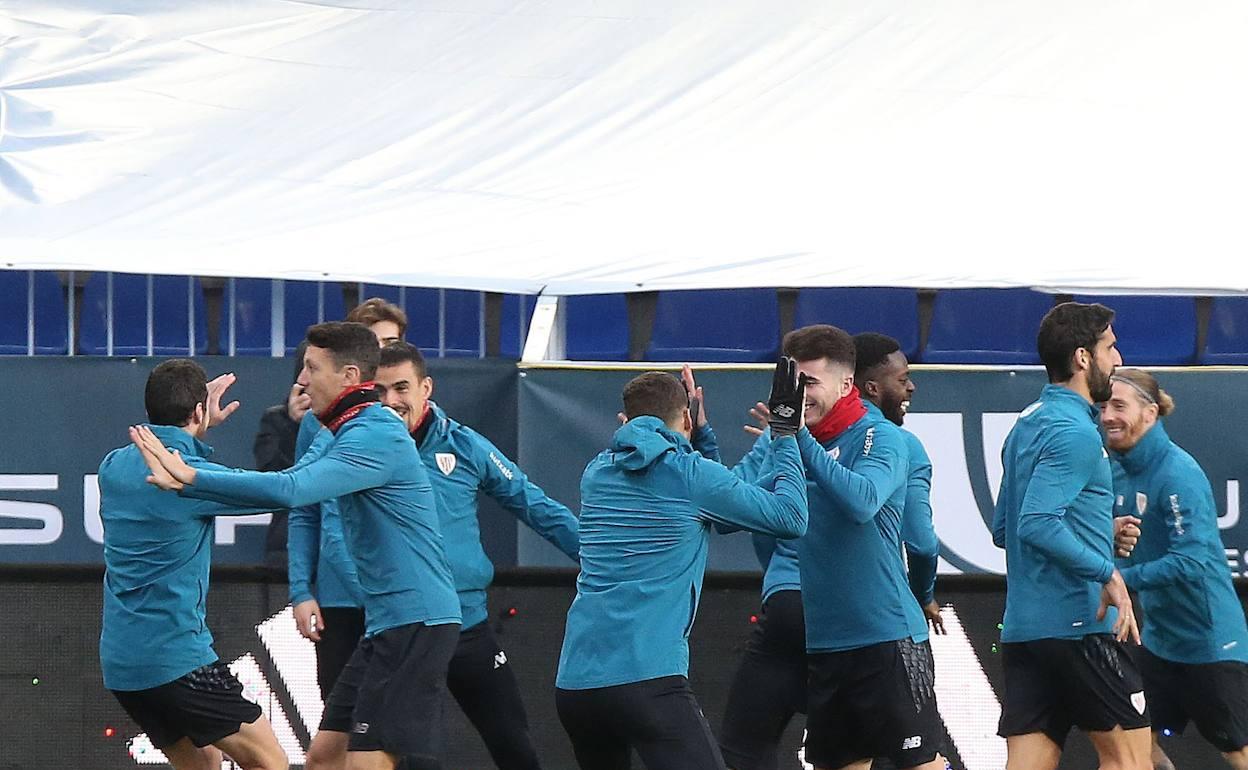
{"left": 112, "top": 661, "right": 262, "bottom": 749}
{"left": 315, "top": 605, "right": 366, "bottom": 701}
{"left": 998, "top": 634, "right": 1151, "bottom": 746}
{"left": 556, "top": 675, "right": 726, "bottom": 770}
{"left": 805, "top": 637, "right": 941, "bottom": 769}
{"left": 321, "top": 621, "right": 459, "bottom": 760}
{"left": 1139, "top": 646, "right": 1248, "bottom": 752}
{"left": 720, "top": 590, "right": 807, "bottom": 770}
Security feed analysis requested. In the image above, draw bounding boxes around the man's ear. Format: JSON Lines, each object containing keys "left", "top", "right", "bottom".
{"left": 860, "top": 379, "right": 878, "bottom": 399}
{"left": 1074, "top": 347, "right": 1091, "bottom": 373}
{"left": 683, "top": 407, "right": 694, "bottom": 434}
{"left": 423, "top": 376, "right": 434, "bottom": 399}
{"left": 343, "top": 364, "right": 363, "bottom": 385}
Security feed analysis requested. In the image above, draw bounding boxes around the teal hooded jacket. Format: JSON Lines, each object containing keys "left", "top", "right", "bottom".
{"left": 556, "top": 417, "right": 807, "bottom": 690}
{"left": 1112, "top": 421, "right": 1248, "bottom": 664}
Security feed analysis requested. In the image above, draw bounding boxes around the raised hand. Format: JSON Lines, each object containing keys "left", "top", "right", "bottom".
{"left": 744, "top": 401, "right": 770, "bottom": 437}
{"left": 765, "top": 357, "right": 808, "bottom": 438}
{"left": 681, "top": 364, "right": 707, "bottom": 428}
{"left": 205, "top": 373, "right": 241, "bottom": 428}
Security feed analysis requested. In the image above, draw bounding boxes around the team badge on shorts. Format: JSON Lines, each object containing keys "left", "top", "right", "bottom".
{"left": 1131, "top": 691, "right": 1147, "bottom": 714}
{"left": 435, "top": 453, "right": 457, "bottom": 475}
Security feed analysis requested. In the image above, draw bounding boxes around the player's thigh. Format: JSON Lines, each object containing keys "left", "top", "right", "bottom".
{"left": 162, "top": 738, "right": 223, "bottom": 770}
{"left": 1085, "top": 725, "right": 1151, "bottom": 770}
{"left": 214, "top": 715, "right": 289, "bottom": 770}
{"left": 1004, "top": 732, "right": 1062, "bottom": 770}
{"left": 306, "top": 728, "right": 349, "bottom": 770}
{"left": 631, "top": 678, "right": 726, "bottom": 770}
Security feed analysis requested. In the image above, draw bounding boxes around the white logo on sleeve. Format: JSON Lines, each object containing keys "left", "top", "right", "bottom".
{"left": 1169, "top": 494, "right": 1185, "bottom": 535}
{"left": 435, "top": 453, "right": 457, "bottom": 476}
{"left": 494, "top": 650, "right": 508, "bottom": 669}
{"left": 1131, "top": 691, "right": 1147, "bottom": 714}
{"left": 489, "top": 452, "right": 514, "bottom": 480}
{"left": 901, "top": 735, "right": 922, "bottom": 750}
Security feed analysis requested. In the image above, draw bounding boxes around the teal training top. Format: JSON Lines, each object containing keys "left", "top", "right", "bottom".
{"left": 796, "top": 402, "right": 928, "bottom": 652}
{"left": 993, "top": 384, "right": 1117, "bottom": 643}
{"left": 418, "top": 402, "right": 579, "bottom": 630}
{"left": 99, "top": 426, "right": 269, "bottom": 690}
{"left": 1112, "top": 422, "right": 1248, "bottom": 664}
{"left": 185, "top": 404, "right": 461, "bottom": 636}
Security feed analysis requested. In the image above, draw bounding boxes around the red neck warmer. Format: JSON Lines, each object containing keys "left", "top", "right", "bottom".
{"left": 318, "top": 382, "right": 381, "bottom": 433}
{"left": 809, "top": 386, "right": 867, "bottom": 443}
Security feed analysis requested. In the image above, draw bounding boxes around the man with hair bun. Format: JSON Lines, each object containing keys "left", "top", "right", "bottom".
{"left": 1104, "top": 369, "right": 1248, "bottom": 770}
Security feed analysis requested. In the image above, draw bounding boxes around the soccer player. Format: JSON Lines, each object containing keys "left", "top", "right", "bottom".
{"left": 556, "top": 364, "right": 809, "bottom": 770}
{"left": 1103, "top": 369, "right": 1248, "bottom": 770}
{"left": 992, "top": 301, "right": 1149, "bottom": 770}
{"left": 100, "top": 360, "right": 288, "bottom": 770}
{"left": 853, "top": 332, "right": 944, "bottom": 633}
{"left": 373, "top": 341, "right": 579, "bottom": 770}
{"left": 719, "top": 328, "right": 945, "bottom": 770}
{"left": 133, "top": 322, "right": 461, "bottom": 770}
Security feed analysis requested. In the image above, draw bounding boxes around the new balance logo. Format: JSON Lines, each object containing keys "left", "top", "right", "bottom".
{"left": 773, "top": 404, "right": 795, "bottom": 419}
{"left": 352, "top": 722, "right": 370, "bottom": 734}
{"left": 901, "top": 735, "right": 922, "bottom": 750}
{"left": 494, "top": 650, "right": 508, "bottom": 669}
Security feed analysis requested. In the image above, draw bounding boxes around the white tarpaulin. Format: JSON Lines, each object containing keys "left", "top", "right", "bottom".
{"left": 2, "top": 1, "right": 1248, "bottom": 294}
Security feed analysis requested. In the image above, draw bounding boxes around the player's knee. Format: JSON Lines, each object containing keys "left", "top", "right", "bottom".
{"left": 1221, "top": 745, "right": 1248, "bottom": 770}
{"left": 305, "top": 739, "right": 342, "bottom": 770}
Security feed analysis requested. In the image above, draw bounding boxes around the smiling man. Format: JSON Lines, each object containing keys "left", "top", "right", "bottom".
{"left": 373, "top": 341, "right": 579, "bottom": 770}
{"left": 719, "top": 325, "right": 945, "bottom": 770}
{"left": 853, "top": 332, "right": 943, "bottom": 634}
{"left": 1105, "top": 369, "right": 1248, "bottom": 770}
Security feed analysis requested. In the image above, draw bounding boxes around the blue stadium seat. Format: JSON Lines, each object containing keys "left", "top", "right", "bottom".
{"left": 0, "top": 271, "right": 68, "bottom": 355}
{"left": 924, "top": 289, "right": 1053, "bottom": 364}
{"left": 284, "top": 281, "right": 346, "bottom": 353}
{"left": 793, "top": 288, "right": 920, "bottom": 358}
{"left": 360, "top": 285, "right": 482, "bottom": 357}
{"left": 231, "top": 279, "right": 346, "bottom": 355}
{"left": 646, "top": 289, "right": 780, "bottom": 362}
{"left": 79, "top": 274, "right": 208, "bottom": 355}
{"left": 1073, "top": 295, "right": 1197, "bottom": 366}
{"left": 566, "top": 294, "right": 629, "bottom": 361}
{"left": 500, "top": 294, "right": 538, "bottom": 358}
{"left": 1205, "top": 297, "right": 1248, "bottom": 365}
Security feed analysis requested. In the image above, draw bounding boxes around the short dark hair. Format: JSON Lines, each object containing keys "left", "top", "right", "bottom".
{"left": 853, "top": 333, "right": 902, "bottom": 380}
{"left": 622, "top": 371, "right": 688, "bottom": 424}
{"left": 378, "top": 341, "right": 428, "bottom": 378}
{"left": 145, "top": 359, "right": 208, "bottom": 426}
{"left": 782, "top": 324, "right": 855, "bottom": 369}
{"left": 1037, "top": 302, "right": 1115, "bottom": 383}
{"left": 346, "top": 297, "right": 408, "bottom": 337}
{"left": 305, "top": 322, "right": 381, "bottom": 380}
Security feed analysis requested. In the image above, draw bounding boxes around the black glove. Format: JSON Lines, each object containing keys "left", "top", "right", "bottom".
{"left": 766, "top": 356, "right": 807, "bottom": 438}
